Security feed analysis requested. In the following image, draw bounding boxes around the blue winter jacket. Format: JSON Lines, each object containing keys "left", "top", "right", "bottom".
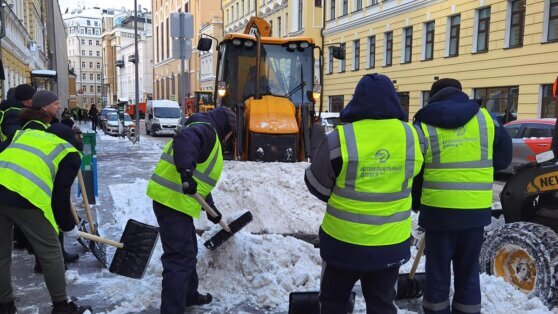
{"left": 412, "top": 87, "right": 512, "bottom": 230}
{"left": 305, "top": 73, "right": 413, "bottom": 271}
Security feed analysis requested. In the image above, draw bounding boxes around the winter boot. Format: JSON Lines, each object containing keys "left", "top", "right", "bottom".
{"left": 185, "top": 293, "right": 213, "bottom": 306}
{"left": 0, "top": 300, "right": 16, "bottom": 314}
{"left": 51, "top": 300, "right": 91, "bottom": 314}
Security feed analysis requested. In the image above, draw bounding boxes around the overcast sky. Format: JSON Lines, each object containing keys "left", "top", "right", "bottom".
{"left": 58, "top": 0, "right": 152, "bottom": 13}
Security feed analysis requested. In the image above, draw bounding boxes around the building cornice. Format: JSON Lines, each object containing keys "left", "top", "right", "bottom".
{"left": 324, "top": 0, "right": 442, "bottom": 36}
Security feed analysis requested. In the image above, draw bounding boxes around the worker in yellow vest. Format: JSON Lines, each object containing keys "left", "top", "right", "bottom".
{"left": 146, "top": 106, "right": 236, "bottom": 313}
{"left": 412, "top": 78, "right": 512, "bottom": 314}
{"left": 0, "top": 91, "right": 92, "bottom": 314}
{"left": 305, "top": 74, "right": 425, "bottom": 313}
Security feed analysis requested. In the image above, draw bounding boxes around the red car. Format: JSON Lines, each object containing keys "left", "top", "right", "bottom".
{"left": 502, "top": 119, "right": 556, "bottom": 173}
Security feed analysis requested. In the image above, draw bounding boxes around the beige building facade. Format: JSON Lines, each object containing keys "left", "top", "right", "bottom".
{"left": 152, "top": 0, "right": 221, "bottom": 101}
{"left": 323, "top": 0, "right": 558, "bottom": 120}
{"left": 199, "top": 16, "right": 223, "bottom": 92}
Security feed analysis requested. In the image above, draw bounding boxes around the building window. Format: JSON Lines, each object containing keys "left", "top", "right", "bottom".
{"left": 509, "top": 0, "right": 526, "bottom": 47}
{"left": 97, "top": 73, "right": 101, "bottom": 80}
{"left": 89, "top": 62, "right": 93, "bottom": 68}
{"left": 368, "top": 35, "right": 376, "bottom": 68}
{"left": 81, "top": 50, "right": 85, "bottom": 55}
{"left": 355, "top": 0, "right": 362, "bottom": 11}
{"left": 474, "top": 86, "right": 519, "bottom": 122}
{"left": 330, "top": 0, "right": 335, "bottom": 19}
{"left": 82, "top": 62, "right": 85, "bottom": 68}
{"left": 316, "top": 0, "right": 322, "bottom": 7}
{"left": 97, "top": 86, "right": 101, "bottom": 93}
{"left": 353, "top": 39, "right": 360, "bottom": 71}
{"left": 96, "top": 40, "right": 100, "bottom": 46}
{"left": 90, "top": 86, "right": 94, "bottom": 93}
{"left": 87, "top": 20, "right": 91, "bottom": 26}
{"left": 97, "top": 51, "right": 100, "bottom": 57}
{"left": 97, "top": 62, "right": 100, "bottom": 69}
{"left": 88, "top": 40, "right": 92, "bottom": 45}
{"left": 339, "top": 43, "right": 346, "bottom": 72}
{"left": 421, "top": 91, "right": 430, "bottom": 108}
{"left": 369, "top": 0, "right": 379, "bottom": 5}
{"left": 81, "top": 39, "right": 85, "bottom": 45}
{"left": 248, "top": 0, "right": 251, "bottom": 13}
{"left": 448, "top": 15, "right": 461, "bottom": 57}
{"left": 166, "top": 18, "right": 170, "bottom": 58}
{"left": 384, "top": 31, "right": 393, "bottom": 66}
{"left": 242, "top": 0, "right": 245, "bottom": 16}
{"left": 298, "top": 0, "right": 303, "bottom": 30}
{"left": 398, "top": 92, "right": 410, "bottom": 121}
{"left": 328, "top": 46, "right": 334, "bottom": 74}
{"left": 278, "top": 17, "right": 282, "bottom": 37}
{"left": 329, "top": 95, "right": 344, "bottom": 112}
{"left": 82, "top": 73, "right": 86, "bottom": 80}
{"left": 89, "top": 51, "right": 93, "bottom": 56}
{"left": 476, "top": 7, "right": 491, "bottom": 52}
{"left": 541, "top": 85, "right": 556, "bottom": 118}
{"left": 403, "top": 27, "right": 413, "bottom": 63}
{"left": 90, "top": 73, "right": 93, "bottom": 80}
{"left": 424, "top": 21, "right": 435, "bottom": 60}
{"left": 342, "top": 0, "right": 348, "bottom": 15}
{"left": 548, "top": 0, "right": 558, "bottom": 41}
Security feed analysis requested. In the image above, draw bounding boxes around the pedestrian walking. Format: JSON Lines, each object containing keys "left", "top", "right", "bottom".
{"left": 412, "top": 78, "right": 512, "bottom": 314}
{"left": 88, "top": 104, "right": 98, "bottom": 132}
{"left": 146, "top": 106, "right": 236, "bottom": 313}
{"left": 305, "top": 73, "right": 425, "bottom": 314}
{"left": 0, "top": 91, "right": 91, "bottom": 314}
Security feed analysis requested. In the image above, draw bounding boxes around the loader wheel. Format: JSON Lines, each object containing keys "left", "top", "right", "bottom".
{"left": 480, "top": 222, "right": 558, "bottom": 306}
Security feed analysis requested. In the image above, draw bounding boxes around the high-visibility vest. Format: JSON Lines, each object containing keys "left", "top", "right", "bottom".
{"left": 146, "top": 123, "right": 223, "bottom": 218}
{"left": 0, "top": 107, "right": 22, "bottom": 141}
{"left": 0, "top": 129, "right": 79, "bottom": 232}
{"left": 322, "top": 119, "right": 424, "bottom": 246}
{"left": 421, "top": 108, "right": 495, "bottom": 209}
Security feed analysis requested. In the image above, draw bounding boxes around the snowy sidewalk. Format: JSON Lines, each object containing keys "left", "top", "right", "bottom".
{"left": 8, "top": 123, "right": 557, "bottom": 313}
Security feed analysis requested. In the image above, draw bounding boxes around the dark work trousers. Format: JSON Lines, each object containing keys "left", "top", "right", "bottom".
{"left": 319, "top": 262, "right": 399, "bottom": 314}
{"left": 91, "top": 118, "right": 97, "bottom": 131}
{"left": 423, "top": 228, "right": 484, "bottom": 314}
{"left": 153, "top": 201, "right": 199, "bottom": 314}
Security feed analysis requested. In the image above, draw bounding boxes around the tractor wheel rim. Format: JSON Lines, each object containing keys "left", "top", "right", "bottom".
{"left": 494, "top": 245, "right": 536, "bottom": 293}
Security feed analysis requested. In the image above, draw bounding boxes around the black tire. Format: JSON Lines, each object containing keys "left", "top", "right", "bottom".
{"left": 480, "top": 222, "right": 558, "bottom": 306}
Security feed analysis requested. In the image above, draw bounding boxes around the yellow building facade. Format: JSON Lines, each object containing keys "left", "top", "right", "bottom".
{"left": 323, "top": 0, "right": 558, "bottom": 119}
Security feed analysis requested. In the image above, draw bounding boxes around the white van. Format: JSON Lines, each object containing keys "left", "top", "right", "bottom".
{"left": 145, "top": 100, "right": 182, "bottom": 136}
{"left": 319, "top": 112, "right": 341, "bottom": 133}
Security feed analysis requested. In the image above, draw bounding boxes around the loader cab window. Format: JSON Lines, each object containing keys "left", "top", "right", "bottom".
{"left": 218, "top": 39, "right": 314, "bottom": 107}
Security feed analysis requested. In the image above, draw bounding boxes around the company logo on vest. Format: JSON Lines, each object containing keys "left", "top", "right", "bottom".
{"left": 454, "top": 126, "right": 466, "bottom": 136}
{"left": 375, "top": 149, "right": 391, "bottom": 164}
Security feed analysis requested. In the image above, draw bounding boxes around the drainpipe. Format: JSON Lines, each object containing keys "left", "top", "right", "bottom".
{"left": 319, "top": 0, "right": 325, "bottom": 114}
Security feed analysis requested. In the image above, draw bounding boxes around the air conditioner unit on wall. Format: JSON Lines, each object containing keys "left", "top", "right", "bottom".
{"left": 28, "top": 42, "right": 37, "bottom": 52}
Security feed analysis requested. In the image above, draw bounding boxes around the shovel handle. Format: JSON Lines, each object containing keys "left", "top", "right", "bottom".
{"left": 78, "top": 231, "right": 124, "bottom": 249}
{"left": 409, "top": 236, "right": 426, "bottom": 279}
{"left": 77, "top": 170, "right": 97, "bottom": 235}
{"left": 183, "top": 182, "right": 232, "bottom": 233}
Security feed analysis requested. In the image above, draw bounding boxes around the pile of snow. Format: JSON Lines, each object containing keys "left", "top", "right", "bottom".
{"left": 80, "top": 130, "right": 556, "bottom": 313}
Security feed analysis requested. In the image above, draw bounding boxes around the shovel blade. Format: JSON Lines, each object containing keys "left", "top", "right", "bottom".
{"left": 204, "top": 211, "right": 253, "bottom": 250}
{"left": 109, "top": 219, "right": 159, "bottom": 279}
{"left": 288, "top": 291, "right": 355, "bottom": 314}
{"left": 396, "top": 272, "right": 426, "bottom": 300}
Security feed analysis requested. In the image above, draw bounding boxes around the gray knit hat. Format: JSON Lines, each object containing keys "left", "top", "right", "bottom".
{"left": 32, "top": 90, "right": 59, "bottom": 109}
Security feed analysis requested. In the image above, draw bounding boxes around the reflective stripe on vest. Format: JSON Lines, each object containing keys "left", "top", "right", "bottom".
{"left": 421, "top": 108, "right": 495, "bottom": 209}
{"left": 146, "top": 124, "right": 223, "bottom": 218}
{"left": 0, "top": 129, "right": 79, "bottom": 232}
{"left": 322, "top": 119, "right": 423, "bottom": 246}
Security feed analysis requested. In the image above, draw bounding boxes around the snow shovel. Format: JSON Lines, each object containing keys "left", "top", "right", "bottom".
{"left": 78, "top": 219, "right": 159, "bottom": 279}
{"left": 288, "top": 291, "right": 356, "bottom": 314}
{"left": 396, "top": 236, "right": 426, "bottom": 299}
{"left": 184, "top": 184, "right": 253, "bottom": 250}
{"left": 76, "top": 170, "right": 109, "bottom": 266}
{"left": 69, "top": 202, "right": 109, "bottom": 267}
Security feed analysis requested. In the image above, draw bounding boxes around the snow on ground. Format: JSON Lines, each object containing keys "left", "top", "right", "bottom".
{"left": 74, "top": 128, "right": 557, "bottom": 313}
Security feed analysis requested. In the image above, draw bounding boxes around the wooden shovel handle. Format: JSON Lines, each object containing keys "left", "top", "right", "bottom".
{"left": 409, "top": 235, "right": 426, "bottom": 279}
{"left": 78, "top": 231, "right": 123, "bottom": 249}
{"left": 77, "top": 170, "right": 97, "bottom": 234}
{"left": 192, "top": 193, "right": 232, "bottom": 233}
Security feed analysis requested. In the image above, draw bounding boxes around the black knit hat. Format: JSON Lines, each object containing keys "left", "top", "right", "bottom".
{"left": 429, "top": 78, "right": 462, "bottom": 97}
{"left": 14, "top": 84, "right": 36, "bottom": 101}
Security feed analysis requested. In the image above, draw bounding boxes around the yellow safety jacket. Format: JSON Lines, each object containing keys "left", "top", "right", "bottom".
{"left": 146, "top": 123, "right": 223, "bottom": 218}
{"left": 0, "top": 129, "right": 79, "bottom": 232}
{"left": 0, "top": 107, "right": 22, "bottom": 141}
{"left": 323, "top": 119, "right": 424, "bottom": 246}
{"left": 421, "top": 108, "right": 495, "bottom": 209}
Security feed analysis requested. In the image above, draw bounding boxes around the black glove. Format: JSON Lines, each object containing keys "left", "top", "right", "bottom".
{"left": 181, "top": 170, "right": 197, "bottom": 195}
{"left": 206, "top": 205, "right": 222, "bottom": 224}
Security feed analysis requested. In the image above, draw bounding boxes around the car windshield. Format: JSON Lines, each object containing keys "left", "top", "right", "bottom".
{"left": 154, "top": 107, "right": 181, "bottom": 118}
{"left": 107, "top": 113, "right": 132, "bottom": 122}
{"left": 218, "top": 40, "right": 314, "bottom": 107}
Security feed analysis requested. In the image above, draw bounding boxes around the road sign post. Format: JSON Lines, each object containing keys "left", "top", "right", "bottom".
{"left": 170, "top": 12, "right": 194, "bottom": 126}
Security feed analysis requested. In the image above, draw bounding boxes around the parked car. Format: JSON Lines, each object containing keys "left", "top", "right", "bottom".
{"left": 104, "top": 112, "right": 134, "bottom": 136}
{"left": 319, "top": 112, "right": 341, "bottom": 133}
{"left": 98, "top": 107, "right": 117, "bottom": 132}
{"left": 501, "top": 118, "right": 556, "bottom": 173}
